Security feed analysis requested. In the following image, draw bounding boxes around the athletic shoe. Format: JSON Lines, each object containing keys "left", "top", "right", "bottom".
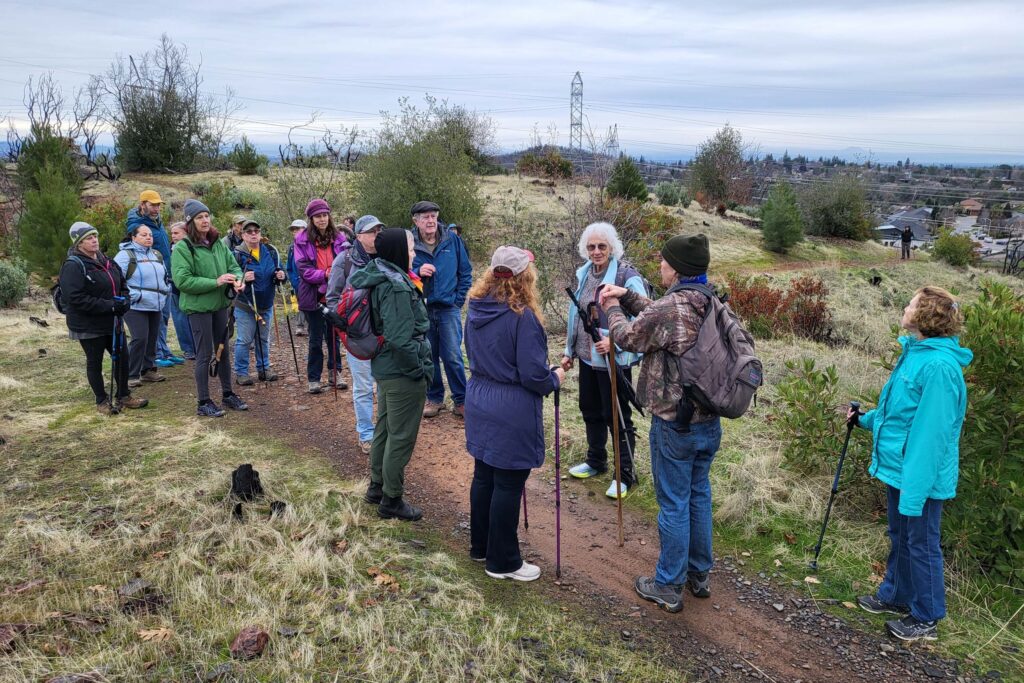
{"left": 197, "top": 401, "right": 225, "bottom": 418}
{"left": 119, "top": 396, "right": 149, "bottom": 410}
{"left": 378, "top": 495, "right": 423, "bottom": 521}
{"left": 634, "top": 576, "right": 683, "bottom": 613}
{"left": 183, "top": 353, "right": 196, "bottom": 361}
{"left": 422, "top": 402, "right": 443, "bottom": 418}
{"left": 364, "top": 481, "right": 383, "bottom": 505}
{"left": 605, "top": 480, "right": 629, "bottom": 499}
{"left": 328, "top": 376, "right": 348, "bottom": 390}
{"left": 886, "top": 615, "right": 938, "bottom": 642}
{"left": 857, "top": 595, "right": 910, "bottom": 616}
{"left": 295, "top": 328, "right": 307, "bottom": 337}
{"left": 155, "top": 358, "right": 175, "bottom": 368}
{"left": 167, "top": 355, "right": 186, "bottom": 365}
{"left": 127, "top": 378, "right": 142, "bottom": 388}
{"left": 258, "top": 370, "right": 278, "bottom": 382}
{"left": 141, "top": 369, "right": 166, "bottom": 383}
{"left": 686, "top": 572, "right": 711, "bottom": 598}
{"left": 470, "top": 552, "right": 486, "bottom": 563}
{"left": 222, "top": 393, "right": 248, "bottom": 411}
{"left": 236, "top": 375, "right": 254, "bottom": 386}
{"left": 486, "top": 562, "right": 541, "bottom": 582}
{"left": 359, "top": 441, "right": 372, "bottom": 455}
{"left": 569, "top": 463, "right": 602, "bottom": 479}
{"left": 452, "top": 404, "right": 465, "bottom": 418}
{"left": 308, "top": 381, "right": 322, "bottom": 394}
{"left": 97, "top": 399, "right": 118, "bottom": 416}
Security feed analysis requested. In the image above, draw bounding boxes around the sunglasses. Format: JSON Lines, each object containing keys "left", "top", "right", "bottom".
{"left": 586, "top": 243, "right": 609, "bottom": 252}
{"left": 243, "top": 228, "right": 261, "bottom": 234}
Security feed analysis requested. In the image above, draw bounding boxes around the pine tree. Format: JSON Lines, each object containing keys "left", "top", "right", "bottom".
{"left": 606, "top": 157, "right": 649, "bottom": 202}
{"left": 761, "top": 181, "right": 803, "bottom": 253}
{"left": 18, "top": 164, "right": 83, "bottom": 278}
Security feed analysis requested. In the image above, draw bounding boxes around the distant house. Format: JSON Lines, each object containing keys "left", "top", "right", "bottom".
{"left": 959, "top": 198, "right": 984, "bottom": 216}
{"left": 875, "top": 207, "right": 934, "bottom": 248}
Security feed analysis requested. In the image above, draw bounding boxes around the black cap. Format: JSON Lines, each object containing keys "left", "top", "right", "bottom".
{"left": 661, "top": 234, "right": 710, "bottom": 276}
{"left": 410, "top": 200, "right": 440, "bottom": 216}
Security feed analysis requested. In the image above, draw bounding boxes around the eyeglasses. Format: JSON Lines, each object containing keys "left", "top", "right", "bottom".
{"left": 243, "top": 229, "right": 261, "bottom": 235}
{"left": 586, "top": 243, "right": 609, "bottom": 252}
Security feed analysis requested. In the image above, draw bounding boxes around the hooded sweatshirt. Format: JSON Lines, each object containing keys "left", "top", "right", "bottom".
{"left": 859, "top": 335, "right": 973, "bottom": 516}
{"left": 114, "top": 239, "right": 170, "bottom": 312}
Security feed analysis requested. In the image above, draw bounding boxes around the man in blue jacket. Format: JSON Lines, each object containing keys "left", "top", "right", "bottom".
{"left": 410, "top": 200, "right": 472, "bottom": 418}
{"left": 125, "top": 190, "right": 183, "bottom": 365}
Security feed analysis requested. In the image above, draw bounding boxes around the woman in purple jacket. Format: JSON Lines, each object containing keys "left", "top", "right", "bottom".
{"left": 293, "top": 199, "right": 349, "bottom": 394}
{"left": 464, "top": 246, "right": 565, "bottom": 582}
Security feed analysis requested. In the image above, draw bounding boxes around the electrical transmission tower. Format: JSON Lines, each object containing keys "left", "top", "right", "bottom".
{"left": 606, "top": 124, "right": 619, "bottom": 159}
{"left": 570, "top": 71, "right": 583, "bottom": 161}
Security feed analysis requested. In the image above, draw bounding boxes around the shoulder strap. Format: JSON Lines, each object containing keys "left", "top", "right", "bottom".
{"left": 666, "top": 281, "right": 716, "bottom": 300}
{"left": 126, "top": 250, "right": 139, "bottom": 280}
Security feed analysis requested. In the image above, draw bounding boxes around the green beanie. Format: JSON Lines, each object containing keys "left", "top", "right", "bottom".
{"left": 661, "top": 233, "right": 710, "bottom": 276}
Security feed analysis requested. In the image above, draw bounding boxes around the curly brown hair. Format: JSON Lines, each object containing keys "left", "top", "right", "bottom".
{"left": 467, "top": 264, "right": 544, "bottom": 324}
{"left": 910, "top": 285, "right": 963, "bottom": 337}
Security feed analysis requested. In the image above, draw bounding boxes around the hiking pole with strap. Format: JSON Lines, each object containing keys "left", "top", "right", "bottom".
{"left": 594, "top": 305, "right": 625, "bottom": 548}
{"left": 521, "top": 489, "right": 529, "bottom": 531}
{"left": 809, "top": 401, "right": 861, "bottom": 571}
{"left": 250, "top": 287, "right": 267, "bottom": 388}
{"left": 328, "top": 322, "right": 338, "bottom": 402}
{"left": 553, "top": 378, "right": 562, "bottom": 578}
{"left": 110, "top": 297, "right": 125, "bottom": 414}
{"left": 210, "top": 289, "right": 236, "bottom": 378}
{"left": 278, "top": 287, "right": 300, "bottom": 376}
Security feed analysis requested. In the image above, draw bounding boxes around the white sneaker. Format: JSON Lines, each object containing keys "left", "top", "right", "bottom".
{"left": 485, "top": 562, "right": 541, "bottom": 582}
{"left": 569, "top": 463, "right": 600, "bottom": 479}
{"left": 605, "top": 480, "right": 629, "bottom": 499}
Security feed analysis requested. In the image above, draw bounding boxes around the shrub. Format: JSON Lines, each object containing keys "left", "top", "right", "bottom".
{"left": 16, "top": 125, "right": 82, "bottom": 194}
{"left": 228, "top": 186, "right": 264, "bottom": 210}
{"left": 723, "top": 275, "right": 785, "bottom": 339}
{"left": 654, "top": 182, "right": 681, "bottom": 206}
{"left": 760, "top": 181, "right": 803, "bottom": 253}
{"left": 516, "top": 149, "right": 572, "bottom": 179}
{"left": 606, "top": 157, "right": 649, "bottom": 202}
{"left": 0, "top": 259, "right": 29, "bottom": 307}
{"left": 726, "top": 274, "right": 834, "bottom": 343}
{"left": 689, "top": 124, "right": 750, "bottom": 207}
{"left": 800, "top": 175, "right": 872, "bottom": 240}
{"left": 932, "top": 228, "right": 977, "bottom": 267}
{"left": 229, "top": 136, "right": 269, "bottom": 176}
{"left": 80, "top": 198, "right": 132, "bottom": 256}
{"left": 18, "top": 164, "right": 82, "bottom": 279}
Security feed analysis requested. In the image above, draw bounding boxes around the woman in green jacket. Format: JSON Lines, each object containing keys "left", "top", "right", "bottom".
{"left": 171, "top": 199, "right": 249, "bottom": 417}
{"left": 348, "top": 228, "right": 433, "bottom": 522}
{"left": 851, "top": 285, "right": 972, "bottom": 643}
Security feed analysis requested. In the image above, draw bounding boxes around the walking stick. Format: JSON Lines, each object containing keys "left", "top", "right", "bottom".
{"left": 554, "top": 381, "right": 562, "bottom": 578}
{"left": 328, "top": 322, "right": 338, "bottom": 402}
{"left": 279, "top": 287, "right": 300, "bottom": 375}
{"left": 809, "top": 401, "right": 861, "bottom": 571}
{"left": 522, "top": 489, "right": 529, "bottom": 531}
{"left": 110, "top": 298, "right": 125, "bottom": 414}
{"left": 250, "top": 288, "right": 267, "bottom": 388}
{"left": 592, "top": 307, "right": 624, "bottom": 547}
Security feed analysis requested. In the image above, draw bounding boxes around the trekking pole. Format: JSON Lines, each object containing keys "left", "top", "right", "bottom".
{"left": 279, "top": 287, "right": 300, "bottom": 375}
{"left": 521, "top": 489, "right": 529, "bottom": 531}
{"left": 592, "top": 306, "right": 624, "bottom": 547}
{"left": 110, "top": 298, "right": 125, "bottom": 414}
{"left": 250, "top": 288, "right": 267, "bottom": 388}
{"left": 809, "top": 401, "right": 862, "bottom": 571}
{"left": 553, "top": 380, "right": 562, "bottom": 578}
{"left": 328, "top": 322, "right": 338, "bottom": 402}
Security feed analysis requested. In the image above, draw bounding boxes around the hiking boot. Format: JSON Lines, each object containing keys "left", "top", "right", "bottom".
{"left": 308, "top": 381, "right": 322, "bottom": 394}
{"left": 97, "top": 399, "right": 118, "bottom": 416}
{"left": 119, "top": 395, "right": 149, "bottom": 410}
{"left": 605, "top": 480, "right": 629, "bottom": 499}
{"left": 378, "top": 495, "right": 423, "bottom": 521}
{"left": 452, "top": 403, "right": 465, "bottom": 418}
{"left": 359, "top": 441, "right": 372, "bottom": 455}
{"left": 422, "top": 402, "right": 443, "bottom": 418}
{"left": 258, "top": 370, "right": 278, "bottom": 382}
{"left": 236, "top": 375, "right": 254, "bottom": 386}
{"left": 142, "top": 369, "right": 166, "bottom": 383}
{"left": 886, "top": 615, "right": 938, "bottom": 642}
{"left": 222, "top": 393, "right": 248, "bottom": 411}
{"left": 328, "top": 376, "right": 348, "bottom": 390}
{"left": 197, "top": 400, "right": 225, "bottom": 418}
{"left": 634, "top": 576, "right": 682, "bottom": 613}
{"left": 127, "top": 377, "right": 142, "bottom": 388}
{"left": 486, "top": 562, "right": 541, "bottom": 582}
{"left": 686, "top": 572, "right": 711, "bottom": 598}
{"left": 364, "top": 481, "right": 384, "bottom": 505}
{"left": 569, "top": 463, "right": 602, "bottom": 479}
{"left": 858, "top": 594, "right": 910, "bottom": 616}
{"left": 155, "top": 358, "right": 175, "bottom": 368}
{"left": 295, "top": 327, "right": 307, "bottom": 337}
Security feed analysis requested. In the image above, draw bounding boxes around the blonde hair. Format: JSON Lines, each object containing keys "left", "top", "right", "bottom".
{"left": 911, "top": 285, "right": 963, "bottom": 337}
{"left": 468, "top": 264, "right": 544, "bottom": 324}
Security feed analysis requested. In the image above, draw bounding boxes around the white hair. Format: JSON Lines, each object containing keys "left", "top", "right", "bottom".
{"left": 577, "top": 222, "right": 624, "bottom": 261}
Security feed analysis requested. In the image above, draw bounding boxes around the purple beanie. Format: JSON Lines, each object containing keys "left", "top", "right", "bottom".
{"left": 305, "top": 198, "right": 331, "bottom": 219}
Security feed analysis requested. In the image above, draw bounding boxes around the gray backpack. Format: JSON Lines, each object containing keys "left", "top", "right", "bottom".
{"left": 669, "top": 282, "right": 762, "bottom": 421}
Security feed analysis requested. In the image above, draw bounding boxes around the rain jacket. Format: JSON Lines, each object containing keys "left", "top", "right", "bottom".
{"left": 858, "top": 335, "right": 972, "bottom": 516}
{"left": 326, "top": 240, "right": 372, "bottom": 310}
{"left": 125, "top": 207, "right": 171, "bottom": 263}
{"left": 411, "top": 224, "right": 472, "bottom": 309}
{"left": 348, "top": 259, "right": 432, "bottom": 382}
{"left": 114, "top": 240, "right": 170, "bottom": 312}
{"left": 564, "top": 257, "right": 646, "bottom": 369}
{"left": 170, "top": 237, "right": 243, "bottom": 314}
{"left": 464, "top": 296, "right": 560, "bottom": 470}
{"left": 293, "top": 228, "right": 349, "bottom": 311}
{"left": 232, "top": 242, "right": 283, "bottom": 313}
{"left": 57, "top": 248, "right": 128, "bottom": 335}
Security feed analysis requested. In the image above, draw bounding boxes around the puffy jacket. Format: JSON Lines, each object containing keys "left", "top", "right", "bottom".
{"left": 859, "top": 335, "right": 972, "bottom": 516}
{"left": 411, "top": 225, "right": 472, "bottom": 309}
{"left": 233, "top": 242, "right": 283, "bottom": 312}
{"left": 293, "top": 228, "right": 349, "bottom": 311}
{"left": 58, "top": 248, "right": 128, "bottom": 335}
{"left": 464, "top": 296, "right": 560, "bottom": 470}
{"left": 348, "top": 259, "right": 432, "bottom": 382}
{"left": 125, "top": 207, "right": 171, "bottom": 263}
{"left": 114, "top": 240, "right": 170, "bottom": 312}
{"left": 326, "top": 240, "right": 372, "bottom": 310}
{"left": 170, "top": 237, "right": 243, "bottom": 314}
{"left": 564, "top": 257, "right": 646, "bottom": 369}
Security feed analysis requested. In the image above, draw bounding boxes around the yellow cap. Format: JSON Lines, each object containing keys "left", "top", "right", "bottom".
{"left": 139, "top": 190, "right": 162, "bottom": 204}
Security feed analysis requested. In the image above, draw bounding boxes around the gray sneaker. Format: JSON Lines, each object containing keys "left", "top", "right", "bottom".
{"left": 857, "top": 594, "right": 910, "bottom": 615}
{"left": 686, "top": 572, "right": 711, "bottom": 598}
{"left": 634, "top": 576, "right": 682, "bottom": 613}
{"left": 308, "top": 381, "right": 322, "bottom": 394}
{"left": 236, "top": 375, "right": 254, "bottom": 386}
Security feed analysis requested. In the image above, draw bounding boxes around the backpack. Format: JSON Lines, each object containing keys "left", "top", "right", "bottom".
{"left": 124, "top": 247, "right": 163, "bottom": 281}
{"left": 51, "top": 255, "right": 88, "bottom": 315}
{"left": 335, "top": 284, "right": 384, "bottom": 360}
{"left": 616, "top": 259, "right": 655, "bottom": 298}
{"left": 230, "top": 464, "right": 264, "bottom": 501}
{"left": 668, "top": 282, "right": 762, "bottom": 422}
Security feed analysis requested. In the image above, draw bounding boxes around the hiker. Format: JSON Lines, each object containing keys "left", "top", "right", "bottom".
{"left": 114, "top": 224, "right": 171, "bottom": 389}
{"left": 294, "top": 199, "right": 349, "bottom": 394}
{"left": 851, "top": 286, "right": 971, "bottom": 642}
{"left": 58, "top": 222, "right": 147, "bottom": 414}
{"left": 223, "top": 215, "right": 247, "bottom": 251}
{"left": 340, "top": 215, "right": 357, "bottom": 242}
{"left": 901, "top": 226, "right": 913, "bottom": 260}
{"left": 349, "top": 228, "right": 432, "bottom": 521}
{"left": 125, "top": 189, "right": 182, "bottom": 367}
{"left": 327, "top": 214, "right": 384, "bottom": 454}
{"left": 597, "top": 233, "right": 720, "bottom": 613}
{"left": 285, "top": 219, "right": 309, "bottom": 337}
{"left": 465, "top": 246, "right": 564, "bottom": 582}
{"left": 410, "top": 200, "right": 472, "bottom": 418}
{"left": 562, "top": 222, "right": 646, "bottom": 498}
{"left": 170, "top": 199, "right": 249, "bottom": 418}
{"left": 232, "top": 219, "right": 285, "bottom": 385}
{"left": 168, "top": 222, "right": 196, "bottom": 359}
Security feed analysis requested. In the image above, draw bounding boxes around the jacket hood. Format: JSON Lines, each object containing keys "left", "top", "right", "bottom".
{"left": 348, "top": 258, "right": 410, "bottom": 290}
{"left": 899, "top": 334, "right": 973, "bottom": 368}
{"left": 294, "top": 227, "right": 346, "bottom": 252}
{"left": 413, "top": 224, "right": 450, "bottom": 252}
{"left": 468, "top": 296, "right": 512, "bottom": 329}
{"left": 119, "top": 239, "right": 154, "bottom": 257}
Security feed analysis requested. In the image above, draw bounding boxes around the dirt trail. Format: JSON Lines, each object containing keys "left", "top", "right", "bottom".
{"left": 222, "top": 343, "right": 964, "bottom": 683}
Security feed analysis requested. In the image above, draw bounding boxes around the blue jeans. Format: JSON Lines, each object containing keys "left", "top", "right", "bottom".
{"left": 876, "top": 485, "right": 946, "bottom": 622}
{"left": 426, "top": 305, "right": 467, "bottom": 405}
{"left": 347, "top": 351, "right": 375, "bottom": 442}
{"left": 649, "top": 415, "right": 722, "bottom": 587}
{"left": 169, "top": 292, "right": 195, "bottom": 357}
{"left": 156, "top": 295, "right": 173, "bottom": 359}
{"left": 234, "top": 307, "right": 274, "bottom": 377}
{"left": 304, "top": 309, "right": 342, "bottom": 382}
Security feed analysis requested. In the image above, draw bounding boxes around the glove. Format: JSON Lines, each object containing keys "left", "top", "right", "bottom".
{"left": 112, "top": 298, "right": 130, "bottom": 315}
{"left": 321, "top": 305, "right": 346, "bottom": 330}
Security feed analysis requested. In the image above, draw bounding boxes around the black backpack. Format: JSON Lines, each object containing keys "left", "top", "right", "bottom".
{"left": 230, "top": 464, "right": 264, "bottom": 501}
{"left": 51, "top": 256, "right": 88, "bottom": 315}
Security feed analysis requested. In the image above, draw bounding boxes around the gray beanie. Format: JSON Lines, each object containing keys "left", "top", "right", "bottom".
{"left": 69, "top": 221, "right": 98, "bottom": 246}
{"left": 183, "top": 198, "right": 211, "bottom": 225}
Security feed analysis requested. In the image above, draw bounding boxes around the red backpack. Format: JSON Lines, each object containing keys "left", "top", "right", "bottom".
{"left": 328, "top": 284, "right": 384, "bottom": 361}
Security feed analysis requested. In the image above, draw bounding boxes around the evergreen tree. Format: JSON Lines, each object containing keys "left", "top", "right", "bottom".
{"left": 18, "top": 164, "right": 83, "bottom": 278}
{"left": 761, "top": 181, "right": 803, "bottom": 253}
{"left": 606, "top": 157, "right": 649, "bottom": 202}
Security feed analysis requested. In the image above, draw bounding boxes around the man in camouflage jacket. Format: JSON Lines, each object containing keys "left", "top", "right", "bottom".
{"left": 598, "top": 233, "right": 722, "bottom": 614}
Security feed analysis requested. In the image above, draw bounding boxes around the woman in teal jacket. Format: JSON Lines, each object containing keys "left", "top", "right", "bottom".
{"left": 851, "top": 285, "right": 972, "bottom": 643}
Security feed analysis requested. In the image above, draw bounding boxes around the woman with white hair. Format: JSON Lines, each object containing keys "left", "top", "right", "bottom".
{"left": 560, "top": 222, "right": 647, "bottom": 498}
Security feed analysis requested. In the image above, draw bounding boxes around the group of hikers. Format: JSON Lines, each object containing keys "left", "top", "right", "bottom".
{"left": 56, "top": 189, "right": 972, "bottom": 643}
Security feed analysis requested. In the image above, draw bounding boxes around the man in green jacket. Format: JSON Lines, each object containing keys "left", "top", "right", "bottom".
{"left": 349, "top": 228, "right": 433, "bottom": 521}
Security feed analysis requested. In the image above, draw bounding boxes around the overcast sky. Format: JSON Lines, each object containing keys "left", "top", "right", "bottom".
{"left": 3, "top": 0, "right": 1023, "bottom": 162}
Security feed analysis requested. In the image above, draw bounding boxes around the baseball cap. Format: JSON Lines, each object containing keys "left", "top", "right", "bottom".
{"left": 139, "top": 190, "right": 162, "bottom": 204}
{"left": 490, "top": 246, "right": 534, "bottom": 277}
{"left": 355, "top": 215, "right": 385, "bottom": 234}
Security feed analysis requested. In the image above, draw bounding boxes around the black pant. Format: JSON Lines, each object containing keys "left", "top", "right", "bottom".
{"left": 579, "top": 360, "right": 637, "bottom": 486}
{"left": 901, "top": 242, "right": 912, "bottom": 259}
{"left": 470, "top": 459, "right": 531, "bottom": 574}
{"left": 124, "top": 309, "right": 160, "bottom": 379}
{"left": 189, "top": 309, "right": 233, "bottom": 402}
{"left": 80, "top": 334, "right": 129, "bottom": 403}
